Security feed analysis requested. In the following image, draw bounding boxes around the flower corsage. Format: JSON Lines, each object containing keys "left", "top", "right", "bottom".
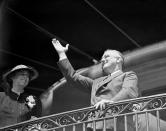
{"left": 26, "top": 95, "right": 36, "bottom": 109}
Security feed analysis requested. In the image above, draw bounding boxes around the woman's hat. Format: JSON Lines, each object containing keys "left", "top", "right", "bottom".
{"left": 3, "top": 64, "right": 39, "bottom": 82}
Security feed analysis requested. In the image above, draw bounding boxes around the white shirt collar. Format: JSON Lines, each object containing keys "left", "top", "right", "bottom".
{"left": 111, "top": 70, "right": 122, "bottom": 76}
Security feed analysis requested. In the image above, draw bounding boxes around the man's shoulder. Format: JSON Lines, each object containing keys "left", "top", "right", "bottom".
{"left": 123, "top": 71, "right": 138, "bottom": 80}
{"left": 124, "top": 71, "right": 137, "bottom": 75}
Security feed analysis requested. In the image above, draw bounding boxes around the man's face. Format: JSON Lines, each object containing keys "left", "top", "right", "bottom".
{"left": 101, "top": 50, "right": 121, "bottom": 74}
{"left": 12, "top": 70, "right": 30, "bottom": 88}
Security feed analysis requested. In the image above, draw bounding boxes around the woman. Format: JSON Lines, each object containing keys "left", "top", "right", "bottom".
{"left": 0, "top": 64, "right": 42, "bottom": 128}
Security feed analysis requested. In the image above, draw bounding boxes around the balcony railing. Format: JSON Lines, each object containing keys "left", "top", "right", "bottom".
{"left": 1, "top": 93, "right": 166, "bottom": 131}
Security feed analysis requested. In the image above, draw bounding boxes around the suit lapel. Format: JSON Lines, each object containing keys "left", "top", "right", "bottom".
{"left": 97, "top": 70, "right": 123, "bottom": 88}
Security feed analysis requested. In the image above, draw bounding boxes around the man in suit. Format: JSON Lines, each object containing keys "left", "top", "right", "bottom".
{"left": 52, "top": 38, "right": 138, "bottom": 131}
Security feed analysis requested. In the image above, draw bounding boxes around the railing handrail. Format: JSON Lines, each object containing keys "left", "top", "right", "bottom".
{"left": 1, "top": 93, "right": 166, "bottom": 130}
{"left": 46, "top": 107, "right": 166, "bottom": 131}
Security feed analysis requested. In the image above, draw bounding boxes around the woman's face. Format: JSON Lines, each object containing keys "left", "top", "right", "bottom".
{"left": 11, "top": 70, "right": 30, "bottom": 88}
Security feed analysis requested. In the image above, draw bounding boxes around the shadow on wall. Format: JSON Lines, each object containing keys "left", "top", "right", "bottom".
{"left": 41, "top": 78, "right": 90, "bottom": 116}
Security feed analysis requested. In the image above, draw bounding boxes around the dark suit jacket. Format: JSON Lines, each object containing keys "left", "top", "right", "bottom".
{"left": 58, "top": 58, "right": 138, "bottom": 131}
